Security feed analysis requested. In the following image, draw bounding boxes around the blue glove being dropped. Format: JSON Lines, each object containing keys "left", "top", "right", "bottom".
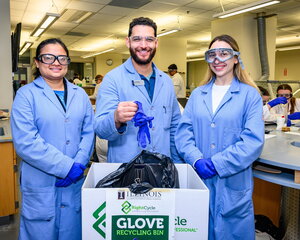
{"left": 55, "top": 162, "right": 86, "bottom": 187}
{"left": 132, "top": 101, "right": 154, "bottom": 148}
{"left": 268, "top": 97, "right": 287, "bottom": 108}
{"left": 194, "top": 158, "right": 217, "bottom": 179}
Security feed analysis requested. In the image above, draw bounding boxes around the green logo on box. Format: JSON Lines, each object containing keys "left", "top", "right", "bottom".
{"left": 112, "top": 215, "right": 169, "bottom": 240}
{"left": 122, "top": 201, "right": 132, "bottom": 214}
{"left": 92, "top": 202, "right": 106, "bottom": 238}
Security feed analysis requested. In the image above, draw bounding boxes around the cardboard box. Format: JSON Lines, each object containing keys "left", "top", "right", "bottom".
{"left": 82, "top": 163, "right": 209, "bottom": 240}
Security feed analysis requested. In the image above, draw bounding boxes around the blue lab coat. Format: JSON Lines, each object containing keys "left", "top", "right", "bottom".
{"left": 175, "top": 77, "right": 264, "bottom": 240}
{"left": 11, "top": 76, "right": 94, "bottom": 240}
{"left": 94, "top": 58, "right": 182, "bottom": 163}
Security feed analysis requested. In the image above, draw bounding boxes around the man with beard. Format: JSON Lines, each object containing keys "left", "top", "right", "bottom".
{"left": 94, "top": 17, "right": 182, "bottom": 163}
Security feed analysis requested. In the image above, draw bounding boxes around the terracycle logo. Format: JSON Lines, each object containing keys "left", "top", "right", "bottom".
{"left": 92, "top": 202, "right": 106, "bottom": 238}
{"left": 122, "top": 201, "right": 132, "bottom": 214}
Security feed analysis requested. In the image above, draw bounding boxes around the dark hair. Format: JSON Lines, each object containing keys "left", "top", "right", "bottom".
{"left": 168, "top": 64, "right": 177, "bottom": 70}
{"left": 33, "top": 38, "right": 69, "bottom": 79}
{"left": 128, "top": 17, "right": 157, "bottom": 37}
{"left": 276, "top": 83, "right": 292, "bottom": 93}
{"left": 258, "top": 86, "right": 270, "bottom": 96}
{"left": 95, "top": 74, "right": 103, "bottom": 80}
{"left": 277, "top": 84, "right": 296, "bottom": 113}
{"left": 73, "top": 73, "right": 80, "bottom": 79}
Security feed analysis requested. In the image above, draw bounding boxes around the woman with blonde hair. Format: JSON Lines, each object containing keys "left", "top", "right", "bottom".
{"left": 175, "top": 34, "right": 264, "bottom": 239}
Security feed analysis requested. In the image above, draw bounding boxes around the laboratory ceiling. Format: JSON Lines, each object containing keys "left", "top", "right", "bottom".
{"left": 10, "top": 0, "right": 300, "bottom": 59}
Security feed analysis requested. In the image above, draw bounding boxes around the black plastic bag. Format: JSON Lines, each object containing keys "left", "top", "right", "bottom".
{"left": 95, "top": 150, "right": 179, "bottom": 194}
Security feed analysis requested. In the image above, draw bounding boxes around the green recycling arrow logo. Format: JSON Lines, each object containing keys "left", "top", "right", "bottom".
{"left": 92, "top": 202, "right": 106, "bottom": 238}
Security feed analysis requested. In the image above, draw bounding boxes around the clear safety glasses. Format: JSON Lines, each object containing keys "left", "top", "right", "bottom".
{"left": 37, "top": 54, "right": 71, "bottom": 65}
{"left": 204, "top": 48, "right": 240, "bottom": 63}
{"left": 129, "top": 36, "right": 157, "bottom": 44}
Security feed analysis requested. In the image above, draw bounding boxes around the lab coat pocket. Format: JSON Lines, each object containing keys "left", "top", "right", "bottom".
{"left": 163, "top": 106, "right": 172, "bottom": 130}
{"left": 220, "top": 186, "right": 252, "bottom": 218}
{"left": 223, "top": 127, "right": 242, "bottom": 148}
{"left": 21, "top": 185, "right": 55, "bottom": 221}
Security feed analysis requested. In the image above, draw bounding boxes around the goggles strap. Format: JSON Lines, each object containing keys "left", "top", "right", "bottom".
{"left": 237, "top": 55, "right": 245, "bottom": 70}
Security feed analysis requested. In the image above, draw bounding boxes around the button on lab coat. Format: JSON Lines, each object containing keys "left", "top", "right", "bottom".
{"left": 94, "top": 58, "right": 182, "bottom": 163}
{"left": 175, "top": 77, "right": 264, "bottom": 239}
{"left": 11, "top": 76, "right": 94, "bottom": 240}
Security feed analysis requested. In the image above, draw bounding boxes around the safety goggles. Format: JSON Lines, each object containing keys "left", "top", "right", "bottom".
{"left": 276, "top": 93, "right": 292, "bottom": 98}
{"left": 37, "top": 54, "right": 71, "bottom": 65}
{"left": 205, "top": 48, "right": 240, "bottom": 63}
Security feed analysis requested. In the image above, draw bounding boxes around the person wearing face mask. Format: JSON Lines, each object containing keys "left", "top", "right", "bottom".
{"left": 264, "top": 84, "right": 300, "bottom": 124}
{"left": 94, "top": 17, "right": 182, "bottom": 163}
{"left": 11, "top": 38, "right": 94, "bottom": 240}
{"left": 175, "top": 35, "right": 264, "bottom": 239}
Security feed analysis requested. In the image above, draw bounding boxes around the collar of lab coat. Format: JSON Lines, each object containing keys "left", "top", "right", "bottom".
{"left": 123, "top": 57, "right": 165, "bottom": 104}
{"left": 33, "top": 76, "right": 78, "bottom": 115}
{"left": 200, "top": 76, "right": 241, "bottom": 118}
{"left": 201, "top": 76, "right": 240, "bottom": 93}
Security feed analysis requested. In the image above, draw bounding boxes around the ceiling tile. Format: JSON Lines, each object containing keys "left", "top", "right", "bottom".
{"left": 66, "top": 0, "right": 105, "bottom": 12}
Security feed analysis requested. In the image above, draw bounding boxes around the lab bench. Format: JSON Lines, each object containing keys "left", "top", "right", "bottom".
{"left": 253, "top": 126, "right": 300, "bottom": 237}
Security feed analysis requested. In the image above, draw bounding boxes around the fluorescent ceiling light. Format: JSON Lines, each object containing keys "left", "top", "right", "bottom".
{"left": 276, "top": 46, "right": 300, "bottom": 51}
{"left": 30, "top": 13, "right": 60, "bottom": 37}
{"left": 81, "top": 48, "right": 115, "bottom": 58}
{"left": 213, "top": 0, "right": 280, "bottom": 19}
{"left": 157, "top": 29, "right": 180, "bottom": 37}
{"left": 19, "top": 41, "right": 33, "bottom": 55}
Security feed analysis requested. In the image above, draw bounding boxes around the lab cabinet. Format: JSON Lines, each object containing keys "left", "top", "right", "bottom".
{"left": 0, "top": 141, "right": 19, "bottom": 217}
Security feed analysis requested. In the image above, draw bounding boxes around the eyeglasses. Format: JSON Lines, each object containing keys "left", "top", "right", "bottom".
{"left": 37, "top": 54, "right": 71, "bottom": 65}
{"left": 129, "top": 36, "right": 157, "bottom": 44}
{"left": 276, "top": 93, "right": 292, "bottom": 98}
{"left": 205, "top": 48, "right": 240, "bottom": 63}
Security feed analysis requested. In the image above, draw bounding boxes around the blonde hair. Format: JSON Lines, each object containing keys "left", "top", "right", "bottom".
{"left": 201, "top": 34, "right": 259, "bottom": 92}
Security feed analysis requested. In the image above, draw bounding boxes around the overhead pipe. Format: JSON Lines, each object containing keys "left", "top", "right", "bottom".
{"left": 257, "top": 12, "right": 269, "bottom": 81}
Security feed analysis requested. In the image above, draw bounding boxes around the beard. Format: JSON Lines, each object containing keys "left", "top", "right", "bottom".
{"left": 129, "top": 46, "right": 156, "bottom": 65}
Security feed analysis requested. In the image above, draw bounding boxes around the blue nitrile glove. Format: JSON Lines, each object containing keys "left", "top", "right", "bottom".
{"left": 268, "top": 97, "right": 287, "bottom": 108}
{"left": 55, "top": 162, "right": 86, "bottom": 187}
{"left": 55, "top": 177, "right": 72, "bottom": 187}
{"left": 194, "top": 158, "right": 217, "bottom": 179}
{"left": 67, "top": 162, "right": 86, "bottom": 183}
{"left": 132, "top": 101, "right": 154, "bottom": 148}
{"left": 288, "top": 112, "right": 300, "bottom": 120}
{"left": 287, "top": 112, "right": 300, "bottom": 127}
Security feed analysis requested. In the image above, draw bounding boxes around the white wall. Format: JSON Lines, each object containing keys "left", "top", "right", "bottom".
{"left": 187, "top": 60, "right": 208, "bottom": 88}
{"left": 94, "top": 53, "right": 126, "bottom": 76}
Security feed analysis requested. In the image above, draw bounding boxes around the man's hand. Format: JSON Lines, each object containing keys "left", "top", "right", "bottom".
{"left": 114, "top": 101, "right": 138, "bottom": 128}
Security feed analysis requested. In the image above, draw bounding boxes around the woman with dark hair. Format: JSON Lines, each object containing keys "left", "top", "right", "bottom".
{"left": 258, "top": 86, "right": 270, "bottom": 105}
{"left": 175, "top": 34, "right": 264, "bottom": 239}
{"left": 264, "top": 83, "right": 300, "bottom": 123}
{"left": 11, "top": 38, "right": 94, "bottom": 240}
